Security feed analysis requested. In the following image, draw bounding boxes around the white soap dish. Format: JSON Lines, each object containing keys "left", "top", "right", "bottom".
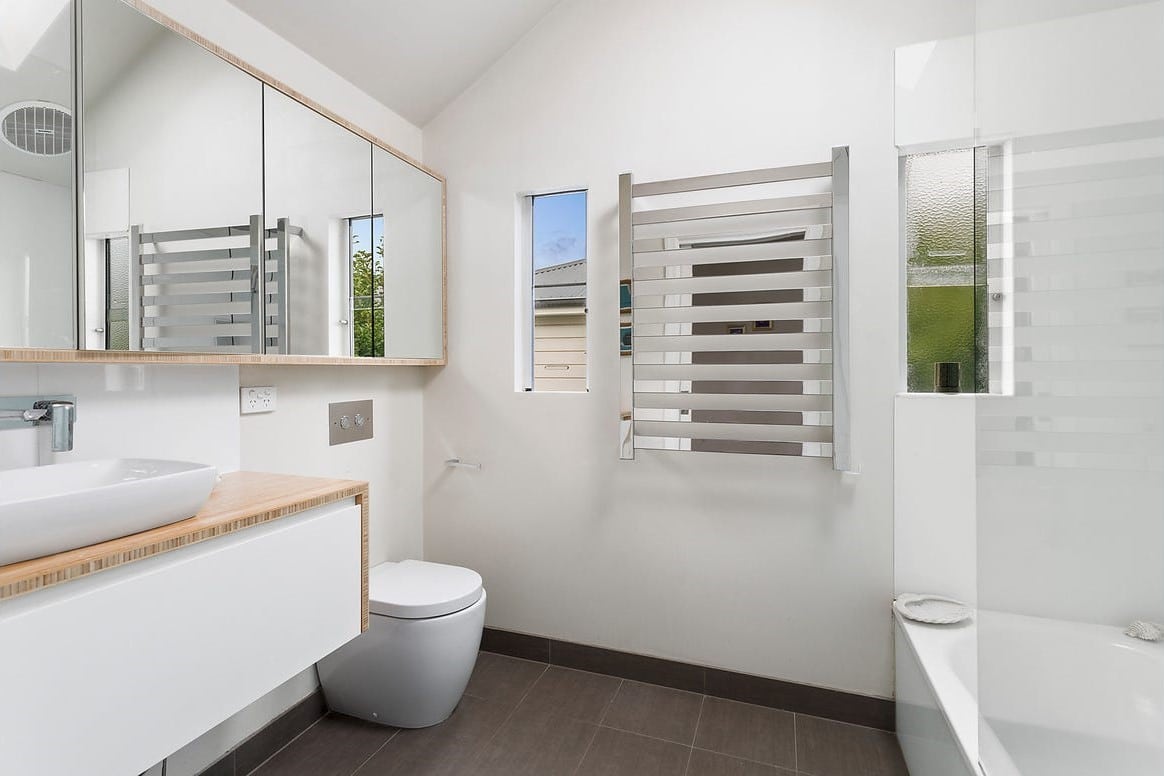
{"left": 894, "top": 593, "right": 972, "bottom": 625}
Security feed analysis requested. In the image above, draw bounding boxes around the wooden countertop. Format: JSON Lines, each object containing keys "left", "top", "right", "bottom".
{"left": 0, "top": 472, "right": 370, "bottom": 627}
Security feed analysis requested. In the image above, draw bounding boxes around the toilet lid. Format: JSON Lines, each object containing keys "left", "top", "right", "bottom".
{"left": 369, "top": 560, "right": 483, "bottom": 619}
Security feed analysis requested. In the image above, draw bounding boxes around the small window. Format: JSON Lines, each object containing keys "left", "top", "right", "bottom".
{"left": 903, "top": 148, "right": 988, "bottom": 392}
{"left": 348, "top": 214, "right": 385, "bottom": 358}
{"left": 519, "top": 190, "right": 588, "bottom": 392}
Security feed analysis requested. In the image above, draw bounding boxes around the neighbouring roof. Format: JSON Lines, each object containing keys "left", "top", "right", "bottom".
{"left": 534, "top": 259, "right": 586, "bottom": 308}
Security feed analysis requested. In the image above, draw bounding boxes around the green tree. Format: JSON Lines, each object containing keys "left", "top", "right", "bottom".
{"left": 352, "top": 232, "right": 385, "bottom": 357}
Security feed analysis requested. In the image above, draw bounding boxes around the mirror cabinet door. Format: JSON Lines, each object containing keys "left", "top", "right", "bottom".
{"left": 12, "top": 0, "right": 446, "bottom": 361}
{"left": 82, "top": 0, "right": 263, "bottom": 353}
{"left": 0, "top": 0, "right": 76, "bottom": 349}
{"left": 262, "top": 85, "right": 372, "bottom": 357}
{"left": 373, "top": 146, "right": 444, "bottom": 360}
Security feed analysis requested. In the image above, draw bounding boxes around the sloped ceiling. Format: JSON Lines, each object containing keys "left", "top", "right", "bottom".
{"left": 226, "top": 0, "right": 563, "bottom": 126}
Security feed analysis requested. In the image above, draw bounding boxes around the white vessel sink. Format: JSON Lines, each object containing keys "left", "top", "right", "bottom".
{"left": 0, "top": 459, "right": 217, "bottom": 566}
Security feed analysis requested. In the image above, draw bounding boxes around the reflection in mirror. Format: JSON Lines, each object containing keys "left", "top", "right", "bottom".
{"left": 0, "top": 0, "right": 75, "bottom": 349}
{"left": 262, "top": 85, "right": 371, "bottom": 356}
{"left": 373, "top": 146, "right": 444, "bottom": 359}
{"left": 81, "top": 0, "right": 262, "bottom": 353}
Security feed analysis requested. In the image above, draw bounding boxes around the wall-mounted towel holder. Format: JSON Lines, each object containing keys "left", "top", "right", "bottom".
{"left": 444, "top": 458, "right": 482, "bottom": 471}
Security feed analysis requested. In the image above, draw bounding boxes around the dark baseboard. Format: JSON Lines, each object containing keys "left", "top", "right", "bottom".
{"left": 197, "top": 689, "right": 327, "bottom": 776}
{"left": 481, "top": 627, "right": 895, "bottom": 731}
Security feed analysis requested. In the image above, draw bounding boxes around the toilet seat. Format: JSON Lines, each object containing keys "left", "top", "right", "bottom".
{"left": 369, "top": 559, "right": 483, "bottom": 619}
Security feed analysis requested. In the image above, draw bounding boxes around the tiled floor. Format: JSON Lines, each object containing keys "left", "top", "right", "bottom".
{"left": 251, "top": 652, "right": 908, "bottom": 776}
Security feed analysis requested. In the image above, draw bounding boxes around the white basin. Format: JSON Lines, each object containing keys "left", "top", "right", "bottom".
{"left": 0, "top": 459, "right": 218, "bottom": 567}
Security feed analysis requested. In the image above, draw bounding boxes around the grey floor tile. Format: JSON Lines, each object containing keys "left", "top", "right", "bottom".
{"left": 601, "top": 681, "right": 704, "bottom": 744}
{"left": 464, "top": 651, "right": 547, "bottom": 710}
{"left": 353, "top": 725, "right": 487, "bottom": 776}
{"left": 474, "top": 706, "right": 599, "bottom": 775}
{"left": 795, "top": 715, "right": 908, "bottom": 776}
{"left": 416, "top": 695, "right": 513, "bottom": 744}
{"left": 575, "top": 727, "right": 690, "bottom": 776}
{"left": 516, "top": 665, "right": 622, "bottom": 723}
{"left": 692, "top": 697, "right": 796, "bottom": 769}
{"left": 686, "top": 748, "right": 797, "bottom": 776}
{"left": 353, "top": 696, "right": 512, "bottom": 775}
{"left": 249, "top": 713, "right": 395, "bottom": 776}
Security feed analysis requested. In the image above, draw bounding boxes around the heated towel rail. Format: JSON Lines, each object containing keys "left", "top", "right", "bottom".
{"left": 618, "top": 148, "right": 851, "bottom": 470}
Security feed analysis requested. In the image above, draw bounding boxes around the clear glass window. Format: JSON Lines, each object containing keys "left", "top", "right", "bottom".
{"left": 527, "top": 190, "right": 588, "bottom": 392}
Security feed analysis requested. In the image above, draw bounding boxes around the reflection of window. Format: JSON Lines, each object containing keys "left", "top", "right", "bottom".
{"left": 104, "top": 236, "right": 130, "bottom": 351}
{"left": 903, "top": 148, "right": 988, "bottom": 392}
{"left": 523, "top": 190, "right": 588, "bottom": 392}
{"left": 349, "top": 214, "right": 385, "bottom": 358}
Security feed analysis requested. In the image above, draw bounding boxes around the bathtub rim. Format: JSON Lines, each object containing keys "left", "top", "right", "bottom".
{"left": 895, "top": 609, "right": 981, "bottom": 775}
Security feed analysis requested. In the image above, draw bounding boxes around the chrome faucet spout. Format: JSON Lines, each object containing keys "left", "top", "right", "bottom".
{"left": 0, "top": 395, "right": 77, "bottom": 451}
{"left": 33, "top": 400, "right": 76, "bottom": 452}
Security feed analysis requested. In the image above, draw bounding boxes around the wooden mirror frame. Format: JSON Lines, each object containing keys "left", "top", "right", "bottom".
{"left": 0, "top": 0, "right": 446, "bottom": 367}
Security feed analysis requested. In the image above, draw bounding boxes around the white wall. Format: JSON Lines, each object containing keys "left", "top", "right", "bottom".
{"left": 239, "top": 365, "right": 426, "bottom": 565}
{"left": 422, "top": 0, "right": 970, "bottom": 698}
{"left": 0, "top": 172, "right": 74, "bottom": 349}
{"left": 0, "top": 362, "right": 239, "bottom": 473}
{"left": 84, "top": 26, "right": 262, "bottom": 234}
{"left": 893, "top": 395, "right": 976, "bottom": 605}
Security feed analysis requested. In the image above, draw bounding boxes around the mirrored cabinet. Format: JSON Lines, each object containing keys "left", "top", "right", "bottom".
{"left": 0, "top": 0, "right": 445, "bottom": 364}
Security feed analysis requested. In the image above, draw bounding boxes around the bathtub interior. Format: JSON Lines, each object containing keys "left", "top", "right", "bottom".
{"left": 897, "top": 610, "right": 1164, "bottom": 776}
{"left": 978, "top": 612, "right": 1164, "bottom": 776}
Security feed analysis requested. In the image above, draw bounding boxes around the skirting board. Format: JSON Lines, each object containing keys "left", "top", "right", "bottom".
{"left": 482, "top": 627, "right": 895, "bottom": 731}
{"left": 197, "top": 691, "right": 326, "bottom": 776}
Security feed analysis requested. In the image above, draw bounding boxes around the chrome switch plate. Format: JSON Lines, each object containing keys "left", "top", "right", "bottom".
{"left": 328, "top": 400, "right": 373, "bottom": 446}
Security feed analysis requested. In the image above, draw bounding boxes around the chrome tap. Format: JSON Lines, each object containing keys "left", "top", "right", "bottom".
{"left": 33, "top": 400, "right": 76, "bottom": 452}
{"left": 0, "top": 395, "right": 77, "bottom": 452}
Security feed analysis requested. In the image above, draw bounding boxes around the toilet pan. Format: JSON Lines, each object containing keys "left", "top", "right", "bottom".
{"left": 317, "top": 560, "right": 486, "bottom": 728}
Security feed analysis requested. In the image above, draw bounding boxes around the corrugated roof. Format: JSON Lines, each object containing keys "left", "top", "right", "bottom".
{"left": 534, "top": 259, "right": 586, "bottom": 306}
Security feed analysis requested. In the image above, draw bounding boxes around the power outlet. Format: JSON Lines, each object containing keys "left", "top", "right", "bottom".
{"left": 240, "top": 386, "right": 277, "bottom": 414}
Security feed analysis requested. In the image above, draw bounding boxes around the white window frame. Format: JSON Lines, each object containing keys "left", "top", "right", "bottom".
{"left": 515, "top": 188, "right": 590, "bottom": 394}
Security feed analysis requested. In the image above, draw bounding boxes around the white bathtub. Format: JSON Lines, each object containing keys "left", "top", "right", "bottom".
{"left": 895, "top": 609, "right": 1164, "bottom": 776}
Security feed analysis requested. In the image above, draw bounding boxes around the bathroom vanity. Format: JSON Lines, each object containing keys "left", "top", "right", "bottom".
{"left": 0, "top": 471, "right": 368, "bottom": 776}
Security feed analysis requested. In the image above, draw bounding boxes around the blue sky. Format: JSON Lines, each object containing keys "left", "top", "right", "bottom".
{"left": 349, "top": 215, "right": 384, "bottom": 259}
{"left": 533, "top": 191, "right": 587, "bottom": 269}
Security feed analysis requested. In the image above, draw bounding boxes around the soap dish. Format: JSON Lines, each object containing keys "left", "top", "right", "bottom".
{"left": 894, "top": 593, "right": 972, "bottom": 625}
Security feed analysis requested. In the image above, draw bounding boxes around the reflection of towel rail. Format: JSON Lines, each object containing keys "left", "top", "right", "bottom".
{"left": 133, "top": 215, "right": 298, "bottom": 353}
{"left": 444, "top": 458, "right": 482, "bottom": 471}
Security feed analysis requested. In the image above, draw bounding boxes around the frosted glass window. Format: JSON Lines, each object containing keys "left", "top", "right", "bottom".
{"left": 904, "top": 148, "right": 987, "bottom": 392}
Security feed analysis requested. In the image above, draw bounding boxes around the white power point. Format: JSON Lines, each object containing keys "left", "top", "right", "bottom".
{"left": 240, "top": 386, "right": 277, "bottom": 414}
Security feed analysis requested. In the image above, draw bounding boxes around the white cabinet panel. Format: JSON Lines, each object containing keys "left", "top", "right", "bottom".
{"left": 0, "top": 500, "right": 361, "bottom": 776}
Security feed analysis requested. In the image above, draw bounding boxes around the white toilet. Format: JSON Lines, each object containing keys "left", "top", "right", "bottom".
{"left": 317, "top": 559, "right": 486, "bottom": 728}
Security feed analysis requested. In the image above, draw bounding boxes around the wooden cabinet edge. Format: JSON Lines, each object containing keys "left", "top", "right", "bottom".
{"left": 0, "top": 474, "right": 370, "bottom": 611}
